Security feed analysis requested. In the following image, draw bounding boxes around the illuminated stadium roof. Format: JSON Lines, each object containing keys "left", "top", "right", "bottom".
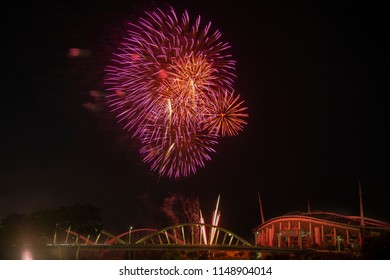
{"left": 266, "top": 210, "right": 390, "bottom": 229}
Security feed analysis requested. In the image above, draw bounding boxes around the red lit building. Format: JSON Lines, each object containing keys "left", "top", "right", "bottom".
{"left": 254, "top": 211, "right": 390, "bottom": 251}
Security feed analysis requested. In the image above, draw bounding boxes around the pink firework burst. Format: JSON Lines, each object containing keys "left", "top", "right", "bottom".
{"left": 105, "top": 6, "right": 248, "bottom": 177}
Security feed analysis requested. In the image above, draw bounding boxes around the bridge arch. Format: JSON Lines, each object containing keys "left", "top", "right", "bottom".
{"left": 106, "top": 228, "right": 158, "bottom": 245}
{"left": 57, "top": 223, "right": 252, "bottom": 248}
{"left": 135, "top": 223, "right": 252, "bottom": 246}
{"left": 64, "top": 228, "right": 162, "bottom": 245}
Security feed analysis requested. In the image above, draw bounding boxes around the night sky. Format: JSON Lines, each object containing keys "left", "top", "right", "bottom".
{"left": 1, "top": 0, "right": 388, "bottom": 240}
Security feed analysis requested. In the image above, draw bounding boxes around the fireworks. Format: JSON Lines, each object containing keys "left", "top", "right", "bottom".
{"left": 105, "top": 6, "right": 248, "bottom": 177}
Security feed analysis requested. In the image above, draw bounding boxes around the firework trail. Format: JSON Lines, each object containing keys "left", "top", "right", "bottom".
{"left": 105, "top": 6, "right": 248, "bottom": 177}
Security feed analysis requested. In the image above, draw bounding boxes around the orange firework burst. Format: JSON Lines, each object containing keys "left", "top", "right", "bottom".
{"left": 202, "top": 90, "right": 248, "bottom": 137}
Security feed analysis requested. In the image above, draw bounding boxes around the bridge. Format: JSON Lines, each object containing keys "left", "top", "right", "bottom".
{"left": 47, "top": 223, "right": 312, "bottom": 259}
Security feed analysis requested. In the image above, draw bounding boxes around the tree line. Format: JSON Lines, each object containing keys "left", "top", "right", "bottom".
{"left": 0, "top": 204, "right": 102, "bottom": 258}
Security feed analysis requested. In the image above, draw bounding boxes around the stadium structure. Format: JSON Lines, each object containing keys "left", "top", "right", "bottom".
{"left": 254, "top": 186, "right": 390, "bottom": 253}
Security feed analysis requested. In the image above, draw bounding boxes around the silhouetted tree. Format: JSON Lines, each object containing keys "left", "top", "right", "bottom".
{"left": 0, "top": 204, "right": 102, "bottom": 247}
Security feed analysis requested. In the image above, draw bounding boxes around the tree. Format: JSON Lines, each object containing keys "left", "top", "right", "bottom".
{"left": 0, "top": 204, "right": 102, "bottom": 247}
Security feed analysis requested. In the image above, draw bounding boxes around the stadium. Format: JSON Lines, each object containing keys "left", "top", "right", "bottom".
{"left": 254, "top": 187, "right": 390, "bottom": 256}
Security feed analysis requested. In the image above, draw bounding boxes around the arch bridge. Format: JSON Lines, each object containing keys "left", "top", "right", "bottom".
{"left": 48, "top": 223, "right": 310, "bottom": 259}
{"left": 51, "top": 223, "right": 252, "bottom": 249}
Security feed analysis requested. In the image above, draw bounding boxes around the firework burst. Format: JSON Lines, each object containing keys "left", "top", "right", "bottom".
{"left": 202, "top": 90, "right": 248, "bottom": 137}
{"left": 105, "top": 6, "right": 248, "bottom": 177}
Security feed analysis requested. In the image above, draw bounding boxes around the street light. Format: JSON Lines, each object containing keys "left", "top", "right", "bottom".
{"left": 128, "top": 226, "right": 133, "bottom": 244}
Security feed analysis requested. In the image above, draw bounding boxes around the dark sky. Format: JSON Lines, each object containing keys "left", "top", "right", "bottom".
{"left": 1, "top": 0, "right": 388, "bottom": 240}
